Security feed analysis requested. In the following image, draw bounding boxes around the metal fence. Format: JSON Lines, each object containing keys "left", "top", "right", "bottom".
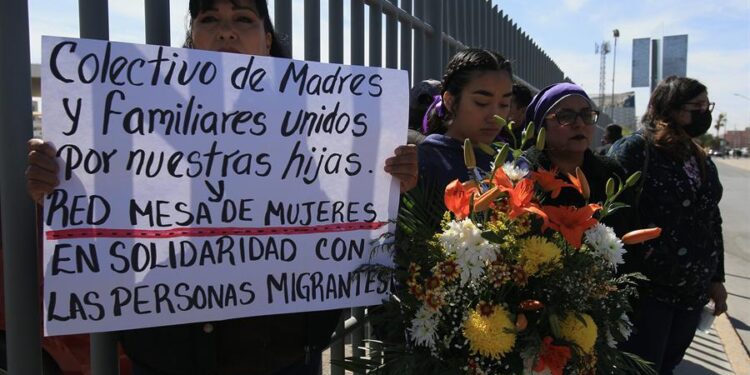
{"left": 0, "top": 1, "right": 571, "bottom": 374}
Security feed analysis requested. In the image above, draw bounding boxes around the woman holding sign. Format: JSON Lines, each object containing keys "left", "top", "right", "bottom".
{"left": 26, "top": 0, "right": 417, "bottom": 374}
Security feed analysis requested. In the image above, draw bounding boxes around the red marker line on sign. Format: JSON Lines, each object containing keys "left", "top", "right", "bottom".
{"left": 46, "top": 221, "right": 389, "bottom": 240}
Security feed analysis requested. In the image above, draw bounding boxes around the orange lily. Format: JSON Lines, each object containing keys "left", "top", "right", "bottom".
{"left": 567, "top": 167, "right": 590, "bottom": 200}
{"left": 542, "top": 204, "right": 601, "bottom": 248}
{"left": 531, "top": 167, "right": 572, "bottom": 198}
{"left": 444, "top": 179, "right": 479, "bottom": 220}
{"left": 473, "top": 186, "right": 502, "bottom": 213}
{"left": 533, "top": 336, "right": 572, "bottom": 375}
{"left": 491, "top": 165, "right": 514, "bottom": 191}
{"left": 622, "top": 227, "right": 662, "bottom": 245}
{"left": 507, "top": 179, "right": 536, "bottom": 219}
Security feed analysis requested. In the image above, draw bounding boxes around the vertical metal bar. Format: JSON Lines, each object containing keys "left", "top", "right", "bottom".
{"left": 304, "top": 0, "right": 320, "bottom": 61}
{"left": 329, "top": 0, "right": 344, "bottom": 63}
{"left": 450, "top": 0, "right": 458, "bottom": 55}
{"left": 0, "top": 1, "right": 41, "bottom": 374}
{"left": 400, "top": 0, "right": 412, "bottom": 82}
{"left": 498, "top": 10, "right": 504, "bottom": 53}
{"left": 478, "top": 0, "right": 484, "bottom": 47}
{"left": 532, "top": 44, "right": 537, "bottom": 87}
{"left": 477, "top": 0, "right": 483, "bottom": 47}
{"left": 386, "top": 0, "right": 398, "bottom": 68}
{"left": 457, "top": 0, "right": 466, "bottom": 45}
{"left": 79, "top": 0, "right": 109, "bottom": 40}
{"left": 351, "top": 307, "right": 366, "bottom": 375}
{"left": 472, "top": 0, "right": 483, "bottom": 47}
{"left": 505, "top": 13, "right": 511, "bottom": 56}
{"left": 511, "top": 22, "right": 523, "bottom": 71}
{"left": 145, "top": 0, "right": 170, "bottom": 46}
{"left": 351, "top": 0, "right": 365, "bottom": 66}
{"left": 426, "top": 0, "right": 444, "bottom": 79}
{"left": 441, "top": 0, "right": 449, "bottom": 64}
{"left": 537, "top": 46, "right": 542, "bottom": 87}
{"left": 524, "top": 33, "right": 528, "bottom": 81}
{"left": 455, "top": 0, "right": 462, "bottom": 50}
{"left": 275, "top": 0, "right": 292, "bottom": 53}
{"left": 474, "top": 0, "right": 484, "bottom": 47}
{"left": 482, "top": 0, "right": 492, "bottom": 49}
{"left": 470, "top": 0, "right": 477, "bottom": 46}
{"left": 491, "top": 5, "right": 498, "bottom": 51}
{"left": 369, "top": 0, "right": 383, "bottom": 67}
{"left": 413, "top": 0, "right": 424, "bottom": 81}
{"left": 90, "top": 334, "right": 119, "bottom": 375}
{"left": 330, "top": 314, "right": 345, "bottom": 375}
{"left": 522, "top": 32, "right": 528, "bottom": 81}
{"left": 79, "top": 2, "right": 120, "bottom": 374}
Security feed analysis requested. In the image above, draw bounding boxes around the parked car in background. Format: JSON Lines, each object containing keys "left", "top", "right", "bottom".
{"left": 709, "top": 149, "right": 726, "bottom": 158}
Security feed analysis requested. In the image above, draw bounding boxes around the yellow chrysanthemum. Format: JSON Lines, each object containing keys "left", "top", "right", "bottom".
{"left": 559, "top": 313, "right": 598, "bottom": 354}
{"left": 518, "top": 236, "right": 562, "bottom": 276}
{"left": 463, "top": 305, "right": 516, "bottom": 359}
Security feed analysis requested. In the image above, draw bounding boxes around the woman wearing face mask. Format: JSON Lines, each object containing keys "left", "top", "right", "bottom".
{"left": 608, "top": 76, "right": 727, "bottom": 375}
{"left": 25, "top": 1, "right": 417, "bottom": 374}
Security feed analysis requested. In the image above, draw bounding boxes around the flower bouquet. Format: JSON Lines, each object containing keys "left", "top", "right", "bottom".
{"left": 344, "top": 121, "right": 661, "bottom": 374}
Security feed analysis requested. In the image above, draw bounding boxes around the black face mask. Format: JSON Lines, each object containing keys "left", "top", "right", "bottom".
{"left": 684, "top": 110, "right": 712, "bottom": 137}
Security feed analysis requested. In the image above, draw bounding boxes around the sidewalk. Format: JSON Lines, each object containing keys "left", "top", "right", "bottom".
{"left": 676, "top": 313, "right": 750, "bottom": 374}
{"left": 712, "top": 156, "right": 750, "bottom": 172}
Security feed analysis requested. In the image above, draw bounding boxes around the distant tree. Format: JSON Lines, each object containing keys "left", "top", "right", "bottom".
{"left": 714, "top": 112, "right": 727, "bottom": 139}
{"left": 697, "top": 133, "right": 719, "bottom": 149}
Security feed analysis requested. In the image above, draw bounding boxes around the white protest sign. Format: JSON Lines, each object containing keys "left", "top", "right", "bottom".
{"left": 41, "top": 36, "right": 406, "bottom": 336}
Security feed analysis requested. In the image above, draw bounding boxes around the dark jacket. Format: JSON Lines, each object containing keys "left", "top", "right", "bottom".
{"left": 120, "top": 309, "right": 341, "bottom": 375}
{"left": 608, "top": 133, "right": 725, "bottom": 309}
{"left": 520, "top": 148, "right": 633, "bottom": 236}
{"left": 417, "top": 134, "right": 496, "bottom": 193}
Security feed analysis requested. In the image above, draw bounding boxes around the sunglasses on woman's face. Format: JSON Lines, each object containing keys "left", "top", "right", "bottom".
{"left": 546, "top": 109, "right": 600, "bottom": 127}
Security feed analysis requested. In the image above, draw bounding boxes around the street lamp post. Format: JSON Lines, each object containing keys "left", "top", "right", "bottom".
{"left": 610, "top": 29, "right": 619, "bottom": 119}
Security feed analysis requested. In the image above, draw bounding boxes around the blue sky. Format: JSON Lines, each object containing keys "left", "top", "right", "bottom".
{"left": 28, "top": 0, "right": 750, "bottom": 131}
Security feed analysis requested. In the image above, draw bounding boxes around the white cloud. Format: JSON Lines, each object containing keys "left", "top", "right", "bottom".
{"left": 109, "top": 0, "right": 145, "bottom": 21}
{"left": 563, "top": 0, "right": 588, "bottom": 12}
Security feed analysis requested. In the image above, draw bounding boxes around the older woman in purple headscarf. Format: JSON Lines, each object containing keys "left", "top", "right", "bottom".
{"left": 520, "top": 82, "right": 633, "bottom": 235}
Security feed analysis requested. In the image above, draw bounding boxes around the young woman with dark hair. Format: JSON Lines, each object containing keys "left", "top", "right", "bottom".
{"left": 418, "top": 48, "right": 514, "bottom": 192}
{"left": 609, "top": 76, "right": 727, "bottom": 375}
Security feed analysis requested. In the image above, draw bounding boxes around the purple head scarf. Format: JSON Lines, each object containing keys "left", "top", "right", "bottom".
{"left": 524, "top": 82, "right": 594, "bottom": 129}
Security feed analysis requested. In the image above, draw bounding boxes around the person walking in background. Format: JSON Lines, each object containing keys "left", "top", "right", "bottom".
{"left": 609, "top": 76, "right": 728, "bottom": 375}
{"left": 418, "top": 48, "right": 513, "bottom": 193}
{"left": 24, "top": 0, "right": 418, "bottom": 374}
{"left": 597, "top": 123, "right": 623, "bottom": 155}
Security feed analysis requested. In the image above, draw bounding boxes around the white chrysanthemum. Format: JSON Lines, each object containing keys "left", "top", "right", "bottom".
{"left": 584, "top": 223, "right": 626, "bottom": 270}
{"left": 605, "top": 329, "right": 618, "bottom": 348}
{"left": 439, "top": 219, "right": 499, "bottom": 284}
{"left": 408, "top": 305, "right": 440, "bottom": 348}
{"left": 503, "top": 162, "right": 529, "bottom": 182}
{"left": 618, "top": 313, "right": 633, "bottom": 339}
{"left": 606, "top": 313, "right": 633, "bottom": 348}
